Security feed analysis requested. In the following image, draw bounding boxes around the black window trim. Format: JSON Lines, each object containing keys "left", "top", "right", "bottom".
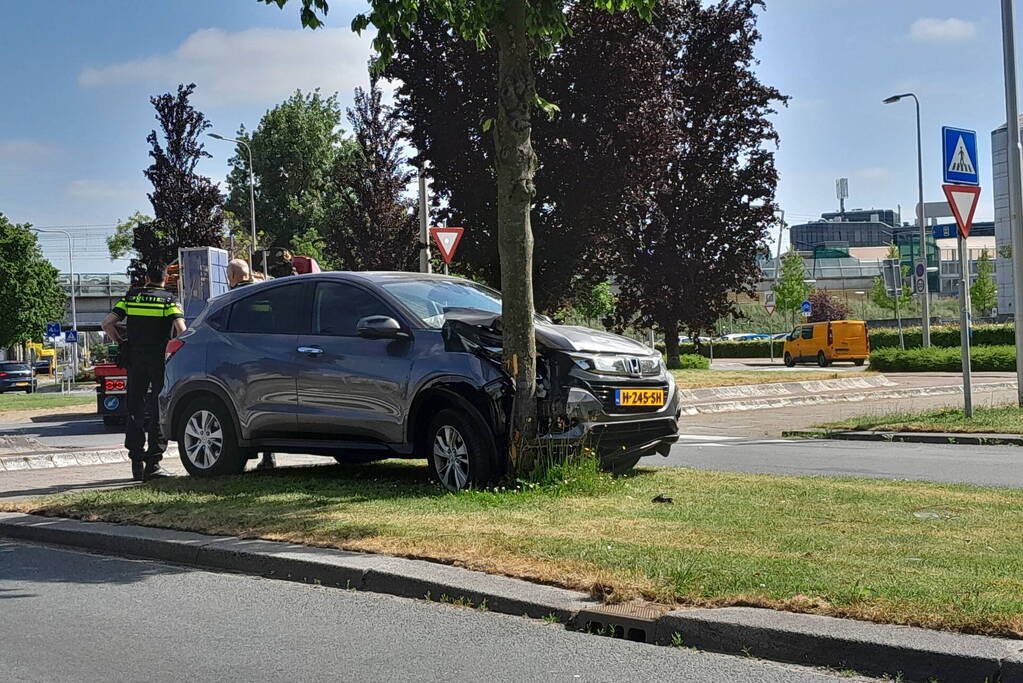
{"left": 309, "top": 280, "right": 403, "bottom": 338}
{"left": 225, "top": 280, "right": 311, "bottom": 335}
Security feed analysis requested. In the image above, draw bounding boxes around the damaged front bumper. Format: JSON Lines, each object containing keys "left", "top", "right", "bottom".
{"left": 539, "top": 384, "right": 681, "bottom": 465}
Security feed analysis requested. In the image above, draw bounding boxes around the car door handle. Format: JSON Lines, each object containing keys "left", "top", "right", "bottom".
{"left": 297, "top": 346, "right": 324, "bottom": 357}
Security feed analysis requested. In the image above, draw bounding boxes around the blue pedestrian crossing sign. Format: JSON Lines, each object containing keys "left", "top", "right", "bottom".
{"left": 942, "top": 126, "right": 979, "bottom": 186}
{"left": 64, "top": 329, "right": 78, "bottom": 344}
{"left": 45, "top": 322, "right": 61, "bottom": 338}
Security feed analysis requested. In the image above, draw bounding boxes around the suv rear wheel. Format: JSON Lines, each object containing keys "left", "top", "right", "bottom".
{"left": 426, "top": 408, "right": 497, "bottom": 491}
{"left": 177, "top": 397, "right": 246, "bottom": 477}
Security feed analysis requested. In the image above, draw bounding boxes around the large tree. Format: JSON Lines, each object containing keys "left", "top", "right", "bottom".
{"left": 264, "top": 0, "right": 658, "bottom": 467}
{"left": 613, "top": 0, "right": 786, "bottom": 367}
{"left": 774, "top": 249, "right": 812, "bottom": 328}
{"left": 971, "top": 248, "right": 997, "bottom": 316}
{"left": 383, "top": 5, "right": 678, "bottom": 312}
{"left": 131, "top": 84, "right": 225, "bottom": 280}
{"left": 224, "top": 90, "right": 351, "bottom": 254}
{"left": 326, "top": 78, "right": 418, "bottom": 271}
{"left": 0, "top": 215, "right": 65, "bottom": 351}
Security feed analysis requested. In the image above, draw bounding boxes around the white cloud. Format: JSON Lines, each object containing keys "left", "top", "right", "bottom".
{"left": 0, "top": 139, "right": 58, "bottom": 165}
{"left": 79, "top": 27, "right": 374, "bottom": 106}
{"left": 910, "top": 18, "right": 978, "bottom": 43}
{"left": 67, "top": 179, "right": 146, "bottom": 202}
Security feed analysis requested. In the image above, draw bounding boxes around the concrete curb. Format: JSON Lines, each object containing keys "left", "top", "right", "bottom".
{"left": 783, "top": 429, "right": 1023, "bottom": 446}
{"left": 2, "top": 512, "right": 1022, "bottom": 681}
{"left": 0, "top": 445, "right": 179, "bottom": 472}
{"left": 683, "top": 380, "right": 1019, "bottom": 415}
{"left": 654, "top": 607, "right": 1023, "bottom": 682}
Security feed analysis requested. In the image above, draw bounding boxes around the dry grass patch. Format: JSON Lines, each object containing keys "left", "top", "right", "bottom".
{"left": 6, "top": 460, "right": 1023, "bottom": 637}
{"left": 672, "top": 369, "right": 841, "bottom": 389}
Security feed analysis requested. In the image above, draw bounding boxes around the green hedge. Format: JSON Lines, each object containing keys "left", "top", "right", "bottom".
{"left": 658, "top": 340, "right": 785, "bottom": 358}
{"left": 675, "top": 354, "right": 710, "bottom": 369}
{"left": 868, "top": 323, "right": 1014, "bottom": 350}
{"left": 652, "top": 324, "right": 1017, "bottom": 359}
{"left": 869, "top": 345, "right": 1016, "bottom": 372}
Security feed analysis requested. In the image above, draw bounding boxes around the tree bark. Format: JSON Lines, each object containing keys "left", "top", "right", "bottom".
{"left": 492, "top": 0, "right": 538, "bottom": 471}
{"left": 663, "top": 321, "right": 681, "bottom": 369}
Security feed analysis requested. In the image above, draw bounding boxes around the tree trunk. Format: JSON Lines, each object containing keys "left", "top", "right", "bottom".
{"left": 492, "top": 0, "right": 538, "bottom": 471}
{"left": 663, "top": 321, "right": 681, "bottom": 369}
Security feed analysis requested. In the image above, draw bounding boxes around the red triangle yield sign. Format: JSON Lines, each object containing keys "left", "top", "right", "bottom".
{"left": 941, "top": 184, "right": 982, "bottom": 239}
{"left": 430, "top": 227, "right": 464, "bottom": 264}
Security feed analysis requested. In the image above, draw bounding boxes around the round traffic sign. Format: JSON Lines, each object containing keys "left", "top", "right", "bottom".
{"left": 915, "top": 263, "right": 926, "bottom": 278}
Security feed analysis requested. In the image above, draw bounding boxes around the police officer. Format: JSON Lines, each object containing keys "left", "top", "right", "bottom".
{"left": 101, "top": 262, "right": 185, "bottom": 482}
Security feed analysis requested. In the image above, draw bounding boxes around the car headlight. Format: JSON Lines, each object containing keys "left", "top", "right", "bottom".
{"left": 569, "top": 354, "right": 661, "bottom": 376}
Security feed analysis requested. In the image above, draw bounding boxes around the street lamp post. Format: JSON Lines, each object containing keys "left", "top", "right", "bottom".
{"left": 1000, "top": 0, "right": 1023, "bottom": 407}
{"left": 208, "top": 133, "right": 259, "bottom": 272}
{"left": 31, "top": 228, "right": 77, "bottom": 375}
{"left": 884, "top": 92, "right": 931, "bottom": 347}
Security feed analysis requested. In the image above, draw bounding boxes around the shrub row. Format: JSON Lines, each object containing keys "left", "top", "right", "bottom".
{"left": 868, "top": 345, "right": 1016, "bottom": 372}
{"left": 868, "top": 323, "right": 1015, "bottom": 350}
{"left": 658, "top": 340, "right": 785, "bottom": 358}
{"left": 653, "top": 323, "right": 1017, "bottom": 359}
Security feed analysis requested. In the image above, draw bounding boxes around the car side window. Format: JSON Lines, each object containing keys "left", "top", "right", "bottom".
{"left": 789, "top": 327, "right": 800, "bottom": 341}
{"left": 801, "top": 326, "right": 814, "bottom": 340}
{"left": 313, "top": 281, "right": 395, "bottom": 336}
{"left": 228, "top": 283, "right": 305, "bottom": 334}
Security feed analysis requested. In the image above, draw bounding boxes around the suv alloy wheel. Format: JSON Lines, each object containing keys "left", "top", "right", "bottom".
{"left": 426, "top": 408, "right": 497, "bottom": 492}
{"left": 177, "top": 397, "right": 246, "bottom": 477}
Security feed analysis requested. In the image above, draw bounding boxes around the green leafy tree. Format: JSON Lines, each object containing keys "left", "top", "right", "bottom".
{"left": 772, "top": 249, "right": 812, "bottom": 326}
{"left": 870, "top": 244, "right": 911, "bottom": 315}
{"left": 0, "top": 215, "right": 65, "bottom": 351}
{"left": 106, "top": 211, "right": 152, "bottom": 260}
{"left": 224, "top": 90, "right": 353, "bottom": 253}
{"left": 263, "top": 0, "right": 658, "bottom": 465}
{"left": 572, "top": 281, "right": 617, "bottom": 327}
{"left": 971, "top": 248, "right": 997, "bottom": 316}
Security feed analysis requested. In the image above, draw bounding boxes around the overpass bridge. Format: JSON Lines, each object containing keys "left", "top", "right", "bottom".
{"left": 58, "top": 273, "right": 130, "bottom": 332}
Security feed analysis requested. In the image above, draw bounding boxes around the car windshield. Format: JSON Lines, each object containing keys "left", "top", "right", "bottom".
{"left": 381, "top": 279, "right": 503, "bottom": 329}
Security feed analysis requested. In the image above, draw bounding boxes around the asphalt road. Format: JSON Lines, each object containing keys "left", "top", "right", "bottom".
{"left": 661, "top": 435, "right": 1023, "bottom": 488}
{"left": 0, "top": 541, "right": 868, "bottom": 683}
{"left": 0, "top": 414, "right": 118, "bottom": 452}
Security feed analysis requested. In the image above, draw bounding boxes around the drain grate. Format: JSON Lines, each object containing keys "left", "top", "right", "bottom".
{"left": 573, "top": 602, "right": 667, "bottom": 644}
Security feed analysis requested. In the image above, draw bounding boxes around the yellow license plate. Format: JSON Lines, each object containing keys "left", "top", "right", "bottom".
{"left": 615, "top": 388, "right": 665, "bottom": 407}
{"left": 15, "top": 382, "right": 28, "bottom": 386}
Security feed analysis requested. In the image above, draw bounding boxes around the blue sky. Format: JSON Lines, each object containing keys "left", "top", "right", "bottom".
{"left": 0, "top": 0, "right": 1013, "bottom": 272}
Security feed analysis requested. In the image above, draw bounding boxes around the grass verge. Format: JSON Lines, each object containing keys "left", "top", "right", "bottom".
{"left": 0, "top": 392, "right": 93, "bottom": 413}
{"left": 6, "top": 461, "right": 1022, "bottom": 637}
{"left": 672, "top": 369, "right": 840, "bottom": 388}
{"left": 819, "top": 404, "right": 1023, "bottom": 434}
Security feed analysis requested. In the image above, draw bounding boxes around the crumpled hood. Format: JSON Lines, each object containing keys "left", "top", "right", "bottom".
{"left": 441, "top": 309, "right": 655, "bottom": 356}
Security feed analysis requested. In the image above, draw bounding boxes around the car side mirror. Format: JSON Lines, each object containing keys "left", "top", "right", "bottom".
{"left": 357, "top": 316, "right": 410, "bottom": 340}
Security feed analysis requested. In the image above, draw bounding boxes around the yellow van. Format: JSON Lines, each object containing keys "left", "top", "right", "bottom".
{"left": 783, "top": 320, "right": 869, "bottom": 367}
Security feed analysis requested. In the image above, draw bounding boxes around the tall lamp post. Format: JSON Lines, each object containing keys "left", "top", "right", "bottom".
{"left": 1001, "top": 0, "right": 1023, "bottom": 407}
{"left": 31, "top": 228, "right": 78, "bottom": 374}
{"left": 208, "top": 133, "right": 259, "bottom": 272}
{"left": 883, "top": 92, "right": 931, "bottom": 347}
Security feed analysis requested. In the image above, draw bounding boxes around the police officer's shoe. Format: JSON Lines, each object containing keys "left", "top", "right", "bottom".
{"left": 131, "top": 460, "right": 145, "bottom": 482}
{"left": 142, "top": 463, "right": 171, "bottom": 482}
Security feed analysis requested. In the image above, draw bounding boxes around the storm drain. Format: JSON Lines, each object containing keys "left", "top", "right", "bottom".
{"left": 572, "top": 602, "right": 667, "bottom": 644}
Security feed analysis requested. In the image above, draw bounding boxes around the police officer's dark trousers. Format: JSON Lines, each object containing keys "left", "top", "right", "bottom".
{"left": 125, "top": 350, "right": 167, "bottom": 464}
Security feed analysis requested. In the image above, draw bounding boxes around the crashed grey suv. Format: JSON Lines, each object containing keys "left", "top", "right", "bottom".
{"left": 160, "top": 272, "right": 680, "bottom": 490}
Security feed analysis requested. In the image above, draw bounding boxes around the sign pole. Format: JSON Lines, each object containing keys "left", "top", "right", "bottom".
{"left": 958, "top": 232, "right": 974, "bottom": 417}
